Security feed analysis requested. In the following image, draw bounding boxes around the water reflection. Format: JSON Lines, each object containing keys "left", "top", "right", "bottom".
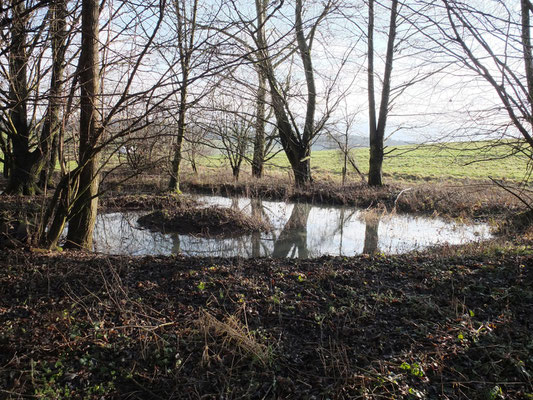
{"left": 92, "top": 195, "right": 493, "bottom": 258}
{"left": 251, "top": 198, "right": 267, "bottom": 257}
{"left": 272, "top": 203, "right": 311, "bottom": 258}
{"left": 363, "top": 212, "right": 380, "bottom": 255}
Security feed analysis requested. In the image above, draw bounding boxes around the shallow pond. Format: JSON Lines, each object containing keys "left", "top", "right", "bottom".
{"left": 92, "top": 195, "right": 493, "bottom": 258}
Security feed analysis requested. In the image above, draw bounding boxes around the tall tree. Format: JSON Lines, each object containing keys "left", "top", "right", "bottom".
{"left": 64, "top": 0, "right": 100, "bottom": 249}
{"left": 367, "top": 0, "right": 398, "bottom": 186}
{"left": 168, "top": 0, "right": 199, "bottom": 193}
{"left": 44, "top": 0, "right": 179, "bottom": 248}
{"left": 39, "top": 0, "right": 69, "bottom": 188}
{"left": 252, "top": 0, "right": 334, "bottom": 186}
{"left": 410, "top": 0, "right": 533, "bottom": 200}
{"left": 1, "top": 0, "right": 70, "bottom": 195}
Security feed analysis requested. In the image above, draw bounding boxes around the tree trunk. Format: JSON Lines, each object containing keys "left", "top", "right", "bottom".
{"left": 40, "top": 132, "right": 59, "bottom": 188}
{"left": 252, "top": 68, "right": 266, "bottom": 178}
{"left": 5, "top": 0, "right": 68, "bottom": 195}
{"left": 232, "top": 165, "right": 240, "bottom": 180}
{"left": 168, "top": 0, "right": 198, "bottom": 193}
{"left": 168, "top": 85, "right": 187, "bottom": 193}
{"left": 4, "top": 0, "right": 43, "bottom": 195}
{"left": 289, "top": 147, "right": 311, "bottom": 187}
{"left": 368, "top": 142, "right": 383, "bottom": 186}
{"left": 6, "top": 141, "right": 43, "bottom": 195}
{"left": 39, "top": 0, "right": 68, "bottom": 189}
{"left": 367, "top": 0, "right": 398, "bottom": 187}
{"left": 65, "top": 0, "right": 101, "bottom": 249}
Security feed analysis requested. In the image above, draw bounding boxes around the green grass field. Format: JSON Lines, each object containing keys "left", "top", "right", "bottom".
{"left": 201, "top": 141, "right": 532, "bottom": 183}
{"left": 1, "top": 140, "right": 530, "bottom": 184}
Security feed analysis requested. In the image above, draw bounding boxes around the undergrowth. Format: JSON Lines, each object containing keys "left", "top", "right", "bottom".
{"left": 1, "top": 246, "right": 531, "bottom": 399}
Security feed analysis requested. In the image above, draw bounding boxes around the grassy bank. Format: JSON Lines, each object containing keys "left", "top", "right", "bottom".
{"left": 1, "top": 243, "right": 532, "bottom": 399}
{"left": 137, "top": 173, "right": 523, "bottom": 222}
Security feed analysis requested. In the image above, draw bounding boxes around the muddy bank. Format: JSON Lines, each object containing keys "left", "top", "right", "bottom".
{"left": 99, "top": 193, "right": 197, "bottom": 212}
{"left": 0, "top": 246, "right": 531, "bottom": 399}
{"left": 181, "top": 180, "right": 519, "bottom": 220}
{"left": 137, "top": 206, "right": 271, "bottom": 237}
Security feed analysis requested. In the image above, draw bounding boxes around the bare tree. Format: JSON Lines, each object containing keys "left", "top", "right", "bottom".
{"left": 367, "top": 0, "right": 399, "bottom": 186}
{"left": 221, "top": 0, "right": 339, "bottom": 187}
{"left": 39, "top": 0, "right": 70, "bottom": 188}
{"left": 409, "top": 0, "right": 533, "bottom": 201}
{"left": 63, "top": 0, "right": 100, "bottom": 248}
{"left": 44, "top": 0, "right": 182, "bottom": 249}
{"left": 1, "top": 0, "right": 72, "bottom": 195}
{"left": 205, "top": 96, "right": 253, "bottom": 180}
{"left": 257, "top": 0, "right": 333, "bottom": 186}
{"left": 167, "top": 0, "right": 199, "bottom": 193}
{"left": 325, "top": 103, "right": 366, "bottom": 185}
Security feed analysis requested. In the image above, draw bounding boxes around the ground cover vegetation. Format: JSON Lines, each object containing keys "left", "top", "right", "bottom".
{"left": 1, "top": 0, "right": 533, "bottom": 398}
{"left": 0, "top": 244, "right": 532, "bottom": 399}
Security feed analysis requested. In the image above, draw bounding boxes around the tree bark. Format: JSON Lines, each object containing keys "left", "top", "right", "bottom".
{"left": 255, "top": 0, "right": 315, "bottom": 187}
{"left": 4, "top": 0, "right": 41, "bottom": 195}
{"left": 65, "top": 0, "right": 101, "bottom": 249}
{"left": 252, "top": 67, "right": 266, "bottom": 178}
{"left": 39, "top": 0, "right": 68, "bottom": 189}
{"left": 4, "top": 0, "right": 68, "bottom": 195}
{"left": 368, "top": 0, "right": 398, "bottom": 187}
{"left": 168, "top": 0, "right": 198, "bottom": 193}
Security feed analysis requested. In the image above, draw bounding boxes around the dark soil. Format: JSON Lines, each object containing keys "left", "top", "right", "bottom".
{"left": 137, "top": 206, "right": 271, "bottom": 237}
{"left": 1, "top": 246, "right": 532, "bottom": 399}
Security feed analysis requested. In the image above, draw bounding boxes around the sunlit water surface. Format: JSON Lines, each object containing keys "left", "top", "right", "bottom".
{"left": 92, "top": 195, "right": 492, "bottom": 258}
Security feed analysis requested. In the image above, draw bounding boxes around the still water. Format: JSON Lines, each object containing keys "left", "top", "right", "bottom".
{"left": 92, "top": 196, "right": 492, "bottom": 258}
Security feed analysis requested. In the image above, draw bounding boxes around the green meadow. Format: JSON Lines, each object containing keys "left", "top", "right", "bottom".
{"left": 1, "top": 140, "right": 530, "bottom": 183}
{"left": 201, "top": 141, "right": 531, "bottom": 182}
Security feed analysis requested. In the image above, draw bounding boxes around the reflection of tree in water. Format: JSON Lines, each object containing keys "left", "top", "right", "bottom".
{"left": 363, "top": 212, "right": 380, "bottom": 254}
{"left": 272, "top": 203, "right": 311, "bottom": 258}
{"left": 250, "top": 198, "right": 270, "bottom": 257}
{"left": 171, "top": 234, "right": 181, "bottom": 254}
{"left": 333, "top": 208, "right": 358, "bottom": 255}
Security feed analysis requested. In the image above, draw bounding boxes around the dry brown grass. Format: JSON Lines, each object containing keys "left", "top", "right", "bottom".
{"left": 97, "top": 166, "right": 528, "bottom": 225}
{"left": 137, "top": 205, "right": 272, "bottom": 237}
{"left": 178, "top": 171, "right": 524, "bottom": 220}
{"left": 197, "top": 308, "right": 272, "bottom": 367}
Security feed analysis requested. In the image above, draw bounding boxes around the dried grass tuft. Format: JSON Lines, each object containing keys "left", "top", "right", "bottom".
{"left": 197, "top": 309, "right": 271, "bottom": 366}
